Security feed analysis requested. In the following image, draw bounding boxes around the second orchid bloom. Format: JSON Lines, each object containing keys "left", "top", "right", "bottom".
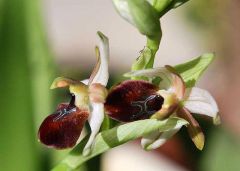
{"left": 105, "top": 65, "right": 219, "bottom": 150}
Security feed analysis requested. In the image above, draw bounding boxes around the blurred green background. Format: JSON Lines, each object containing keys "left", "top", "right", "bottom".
{"left": 0, "top": 0, "right": 240, "bottom": 171}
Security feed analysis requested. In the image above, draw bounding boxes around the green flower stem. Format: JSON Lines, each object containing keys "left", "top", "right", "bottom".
{"left": 131, "top": 1, "right": 163, "bottom": 77}
{"left": 146, "top": 34, "right": 162, "bottom": 68}
{"left": 130, "top": 0, "right": 191, "bottom": 75}
{"left": 130, "top": 29, "right": 161, "bottom": 80}
{"left": 143, "top": 0, "right": 179, "bottom": 69}
{"left": 142, "top": 0, "right": 168, "bottom": 69}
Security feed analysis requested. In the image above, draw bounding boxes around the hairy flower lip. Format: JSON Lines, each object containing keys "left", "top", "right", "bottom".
{"left": 105, "top": 80, "right": 164, "bottom": 122}
{"left": 104, "top": 69, "right": 185, "bottom": 122}
{"left": 124, "top": 66, "right": 219, "bottom": 121}
{"left": 38, "top": 103, "right": 89, "bottom": 149}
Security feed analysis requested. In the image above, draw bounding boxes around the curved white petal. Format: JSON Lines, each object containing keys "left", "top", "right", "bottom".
{"left": 91, "top": 32, "right": 109, "bottom": 86}
{"left": 83, "top": 102, "right": 104, "bottom": 156}
{"left": 83, "top": 32, "right": 109, "bottom": 155}
{"left": 141, "top": 120, "right": 185, "bottom": 150}
{"left": 184, "top": 87, "right": 219, "bottom": 119}
{"left": 81, "top": 79, "right": 89, "bottom": 85}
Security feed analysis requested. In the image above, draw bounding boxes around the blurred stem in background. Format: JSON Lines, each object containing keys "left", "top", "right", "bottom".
{"left": 0, "top": 0, "right": 55, "bottom": 170}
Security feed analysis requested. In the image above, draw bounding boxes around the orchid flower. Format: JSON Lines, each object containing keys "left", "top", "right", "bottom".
{"left": 38, "top": 32, "right": 109, "bottom": 156}
{"left": 104, "top": 65, "right": 219, "bottom": 150}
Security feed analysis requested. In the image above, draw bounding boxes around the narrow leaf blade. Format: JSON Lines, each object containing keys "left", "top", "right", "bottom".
{"left": 52, "top": 117, "right": 187, "bottom": 171}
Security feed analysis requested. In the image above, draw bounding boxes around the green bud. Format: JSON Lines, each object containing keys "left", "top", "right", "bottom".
{"left": 113, "top": 0, "right": 161, "bottom": 37}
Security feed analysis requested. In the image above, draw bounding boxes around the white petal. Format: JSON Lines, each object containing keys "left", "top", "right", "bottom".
{"left": 81, "top": 79, "right": 89, "bottom": 85}
{"left": 141, "top": 120, "right": 184, "bottom": 150}
{"left": 83, "top": 102, "right": 104, "bottom": 156}
{"left": 184, "top": 87, "right": 219, "bottom": 118}
{"left": 91, "top": 32, "right": 109, "bottom": 86}
{"left": 124, "top": 67, "right": 172, "bottom": 89}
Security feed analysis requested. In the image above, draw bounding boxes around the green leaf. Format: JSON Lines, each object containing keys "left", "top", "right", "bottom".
{"left": 174, "top": 53, "right": 215, "bottom": 87}
{"left": 125, "top": 53, "right": 215, "bottom": 88}
{"left": 52, "top": 117, "right": 187, "bottom": 171}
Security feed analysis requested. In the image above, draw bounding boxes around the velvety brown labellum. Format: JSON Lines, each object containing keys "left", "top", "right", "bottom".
{"left": 38, "top": 103, "right": 89, "bottom": 149}
{"left": 105, "top": 80, "right": 164, "bottom": 122}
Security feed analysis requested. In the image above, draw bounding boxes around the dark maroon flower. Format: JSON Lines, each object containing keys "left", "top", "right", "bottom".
{"left": 105, "top": 80, "right": 164, "bottom": 122}
{"left": 106, "top": 66, "right": 219, "bottom": 151}
{"left": 38, "top": 99, "right": 89, "bottom": 149}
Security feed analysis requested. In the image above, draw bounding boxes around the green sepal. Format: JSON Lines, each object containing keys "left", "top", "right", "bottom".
{"left": 175, "top": 53, "right": 215, "bottom": 87}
